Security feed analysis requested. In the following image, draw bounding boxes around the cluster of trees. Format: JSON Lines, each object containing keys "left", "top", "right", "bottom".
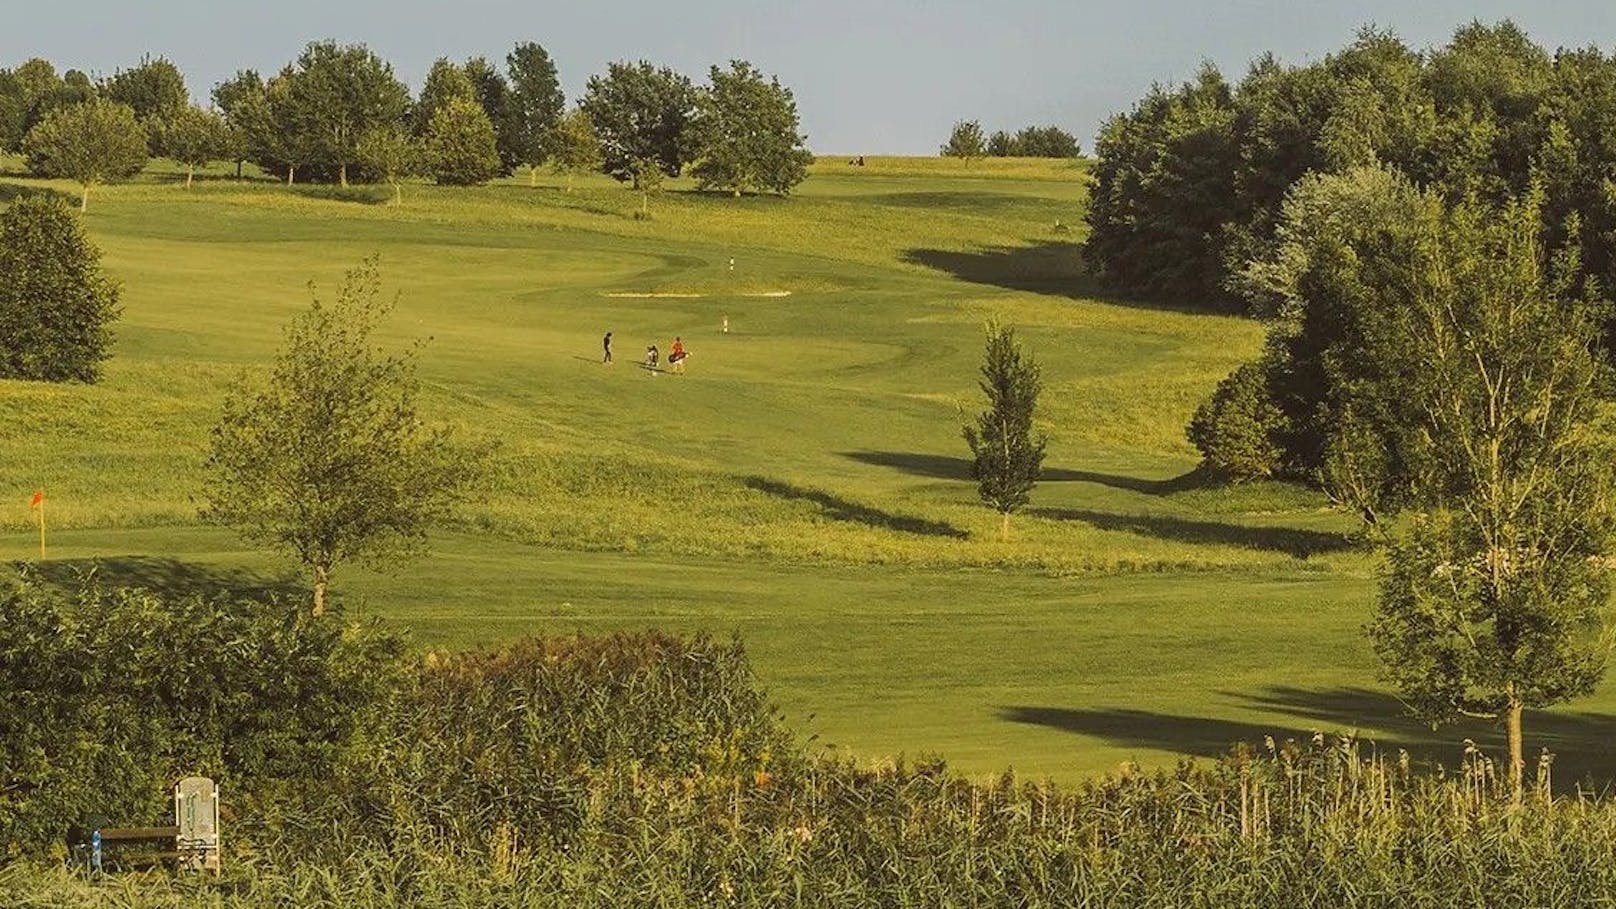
{"left": 941, "top": 120, "right": 1081, "bottom": 159}
{"left": 0, "top": 46, "right": 813, "bottom": 201}
{"left": 1086, "top": 22, "right": 1616, "bottom": 313}
{"left": 1094, "top": 20, "right": 1616, "bottom": 797}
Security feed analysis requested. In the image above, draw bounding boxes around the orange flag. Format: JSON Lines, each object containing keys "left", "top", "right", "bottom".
{"left": 29, "top": 489, "right": 43, "bottom": 509}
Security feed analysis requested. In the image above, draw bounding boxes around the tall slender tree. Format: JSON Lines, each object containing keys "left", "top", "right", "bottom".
{"left": 963, "top": 322, "right": 1047, "bottom": 541}
{"left": 504, "top": 42, "right": 565, "bottom": 183}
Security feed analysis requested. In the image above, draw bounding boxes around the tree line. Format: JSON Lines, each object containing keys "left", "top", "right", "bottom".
{"left": 0, "top": 45, "right": 813, "bottom": 206}
{"left": 941, "top": 119, "right": 1081, "bottom": 159}
{"left": 1089, "top": 20, "right": 1616, "bottom": 798}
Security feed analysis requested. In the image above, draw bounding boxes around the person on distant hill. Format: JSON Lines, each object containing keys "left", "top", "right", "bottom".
{"left": 669, "top": 336, "right": 687, "bottom": 374}
{"left": 602, "top": 331, "right": 613, "bottom": 364}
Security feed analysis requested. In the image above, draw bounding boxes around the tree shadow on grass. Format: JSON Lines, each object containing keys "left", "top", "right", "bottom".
{"left": 841, "top": 450, "right": 1213, "bottom": 494}
{"left": 1000, "top": 687, "right": 1616, "bottom": 789}
{"left": 1032, "top": 507, "right": 1352, "bottom": 558}
{"left": 289, "top": 185, "right": 390, "bottom": 205}
{"left": 19, "top": 556, "right": 304, "bottom": 604}
{"left": 902, "top": 242, "right": 1225, "bottom": 315}
{"left": 0, "top": 182, "right": 75, "bottom": 205}
{"left": 741, "top": 476, "right": 968, "bottom": 539}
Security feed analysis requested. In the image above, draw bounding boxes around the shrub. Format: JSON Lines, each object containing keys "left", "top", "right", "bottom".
{"left": 337, "top": 631, "right": 793, "bottom": 852}
{"left": 0, "top": 575, "right": 405, "bottom": 854}
{"left": 0, "top": 196, "right": 120, "bottom": 382}
{"left": 1187, "top": 360, "right": 1286, "bottom": 480}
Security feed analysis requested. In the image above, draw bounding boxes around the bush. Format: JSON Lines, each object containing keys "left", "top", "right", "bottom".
{"left": 0, "top": 576, "right": 405, "bottom": 854}
{"left": 336, "top": 631, "right": 793, "bottom": 852}
{"left": 0, "top": 196, "right": 120, "bottom": 382}
{"left": 1187, "top": 360, "right": 1286, "bottom": 480}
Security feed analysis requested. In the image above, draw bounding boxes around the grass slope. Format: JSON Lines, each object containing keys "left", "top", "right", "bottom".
{"left": 2, "top": 156, "right": 1611, "bottom": 783}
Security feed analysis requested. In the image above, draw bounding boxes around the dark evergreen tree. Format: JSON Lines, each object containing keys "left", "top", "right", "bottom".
{"left": 963, "top": 322, "right": 1047, "bottom": 541}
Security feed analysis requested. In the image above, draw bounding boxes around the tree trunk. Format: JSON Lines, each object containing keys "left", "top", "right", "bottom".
{"left": 339, "top": 162, "right": 349, "bottom": 187}
{"left": 530, "top": 166, "right": 537, "bottom": 188}
{"left": 186, "top": 164, "right": 194, "bottom": 189}
{"left": 1000, "top": 512, "right": 1010, "bottom": 542}
{"left": 287, "top": 166, "right": 296, "bottom": 186}
{"left": 393, "top": 180, "right": 402, "bottom": 205}
{"left": 566, "top": 173, "right": 573, "bottom": 193}
{"left": 641, "top": 191, "right": 648, "bottom": 217}
{"left": 312, "top": 562, "right": 330, "bottom": 617}
{"left": 80, "top": 183, "right": 89, "bottom": 211}
{"left": 1506, "top": 693, "right": 1524, "bottom": 802}
{"left": 235, "top": 160, "right": 243, "bottom": 181}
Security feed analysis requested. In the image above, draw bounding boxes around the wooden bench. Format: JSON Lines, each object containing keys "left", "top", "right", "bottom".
{"left": 83, "top": 777, "right": 221, "bottom": 874}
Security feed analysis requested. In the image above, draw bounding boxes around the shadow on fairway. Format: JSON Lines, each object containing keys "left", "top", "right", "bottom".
{"left": 0, "top": 182, "right": 75, "bottom": 205}
{"left": 902, "top": 242, "right": 1225, "bottom": 315}
{"left": 1032, "top": 507, "right": 1351, "bottom": 558}
{"left": 841, "top": 450, "right": 1212, "bottom": 494}
{"left": 742, "top": 476, "right": 968, "bottom": 539}
{"left": 19, "top": 556, "right": 304, "bottom": 604}
{"left": 1000, "top": 687, "right": 1616, "bottom": 788}
{"left": 289, "top": 185, "right": 390, "bottom": 205}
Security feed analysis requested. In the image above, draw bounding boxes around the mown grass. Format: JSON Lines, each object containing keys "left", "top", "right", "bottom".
{"left": 4, "top": 153, "right": 1612, "bottom": 784}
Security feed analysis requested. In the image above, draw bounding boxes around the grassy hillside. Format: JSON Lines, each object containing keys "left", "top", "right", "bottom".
{"left": 2, "top": 155, "right": 1610, "bottom": 783}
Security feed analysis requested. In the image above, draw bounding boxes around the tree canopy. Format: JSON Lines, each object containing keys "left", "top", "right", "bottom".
{"left": 580, "top": 60, "right": 695, "bottom": 184}
{"left": 687, "top": 60, "right": 812, "bottom": 196}
{"left": 22, "top": 98, "right": 149, "bottom": 209}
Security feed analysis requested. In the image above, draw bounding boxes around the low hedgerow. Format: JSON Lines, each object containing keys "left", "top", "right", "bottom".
{"left": 9, "top": 577, "right": 1616, "bottom": 907}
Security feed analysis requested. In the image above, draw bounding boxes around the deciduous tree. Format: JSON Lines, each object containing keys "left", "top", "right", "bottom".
{"left": 357, "top": 125, "right": 421, "bottom": 202}
{"left": 687, "top": 60, "right": 812, "bottom": 196}
{"left": 154, "top": 105, "right": 231, "bottom": 187}
{"left": 22, "top": 99, "right": 148, "bottom": 209}
{"left": 504, "top": 41, "right": 564, "bottom": 182}
{"left": 549, "top": 108, "right": 602, "bottom": 191}
{"left": 580, "top": 61, "right": 694, "bottom": 184}
{"left": 203, "top": 258, "right": 483, "bottom": 616}
{"left": 283, "top": 41, "right": 410, "bottom": 186}
{"left": 424, "top": 97, "right": 500, "bottom": 186}
{"left": 941, "top": 119, "right": 986, "bottom": 159}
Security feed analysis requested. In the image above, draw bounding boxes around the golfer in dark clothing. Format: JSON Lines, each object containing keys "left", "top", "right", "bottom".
{"left": 602, "top": 331, "right": 613, "bottom": 363}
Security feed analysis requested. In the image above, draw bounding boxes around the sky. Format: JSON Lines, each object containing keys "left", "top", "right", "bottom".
{"left": 6, "top": 1, "right": 1616, "bottom": 154}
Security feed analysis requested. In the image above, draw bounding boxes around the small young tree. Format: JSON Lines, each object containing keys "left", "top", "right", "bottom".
{"left": 963, "top": 321, "right": 1047, "bottom": 540}
{"left": 627, "top": 156, "right": 664, "bottom": 218}
{"left": 22, "top": 99, "right": 148, "bottom": 209}
{"left": 154, "top": 105, "right": 231, "bottom": 187}
{"left": 424, "top": 97, "right": 500, "bottom": 186}
{"left": 941, "top": 119, "right": 986, "bottom": 160}
{"left": 0, "top": 196, "right": 120, "bottom": 382}
{"left": 356, "top": 126, "right": 421, "bottom": 202}
{"left": 549, "top": 108, "right": 602, "bottom": 191}
{"left": 203, "top": 258, "right": 482, "bottom": 616}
